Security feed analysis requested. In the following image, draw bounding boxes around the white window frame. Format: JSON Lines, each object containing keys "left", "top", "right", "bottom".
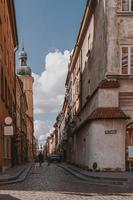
{"left": 120, "top": 45, "right": 133, "bottom": 75}
{"left": 121, "top": 0, "right": 133, "bottom": 12}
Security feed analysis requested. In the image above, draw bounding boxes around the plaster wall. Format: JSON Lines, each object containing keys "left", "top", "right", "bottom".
{"left": 106, "top": 0, "right": 133, "bottom": 74}
{"left": 118, "top": 80, "right": 133, "bottom": 122}
{"left": 81, "top": 0, "right": 107, "bottom": 107}
{"left": 19, "top": 76, "right": 34, "bottom": 118}
{"left": 98, "top": 89, "right": 119, "bottom": 107}
{"left": 0, "top": 0, "right": 17, "bottom": 169}
{"left": 73, "top": 128, "right": 86, "bottom": 165}
{"left": 76, "top": 91, "right": 98, "bottom": 129}
{"left": 119, "top": 80, "right": 133, "bottom": 92}
{"left": 106, "top": 0, "right": 120, "bottom": 74}
{"left": 19, "top": 76, "right": 34, "bottom": 160}
{"left": 81, "top": 15, "right": 94, "bottom": 72}
{"left": 86, "top": 120, "right": 126, "bottom": 170}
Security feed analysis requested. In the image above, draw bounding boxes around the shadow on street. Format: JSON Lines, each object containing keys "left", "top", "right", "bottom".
{"left": 0, "top": 194, "right": 20, "bottom": 200}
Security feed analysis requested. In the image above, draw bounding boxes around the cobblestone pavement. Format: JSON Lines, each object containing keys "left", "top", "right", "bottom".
{"left": 0, "top": 162, "right": 133, "bottom": 200}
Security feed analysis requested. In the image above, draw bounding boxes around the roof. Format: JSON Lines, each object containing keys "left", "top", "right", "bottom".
{"left": 71, "top": 107, "right": 130, "bottom": 136}
{"left": 88, "top": 107, "right": 130, "bottom": 120}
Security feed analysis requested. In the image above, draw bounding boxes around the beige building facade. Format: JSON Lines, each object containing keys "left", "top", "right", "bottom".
{"left": 0, "top": 0, "right": 18, "bottom": 170}
{"left": 16, "top": 76, "right": 28, "bottom": 164}
{"left": 55, "top": 0, "right": 133, "bottom": 171}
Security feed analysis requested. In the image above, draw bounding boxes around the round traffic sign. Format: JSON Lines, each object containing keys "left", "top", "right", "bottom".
{"left": 5, "top": 117, "right": 12, "bottom": 125}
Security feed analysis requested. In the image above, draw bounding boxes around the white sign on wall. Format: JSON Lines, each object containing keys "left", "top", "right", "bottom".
{"left": 4, "top": 126, "right": 13, "bottom": 136}
{"left": 128, "top": 146, "right": 133, "bottom": 158}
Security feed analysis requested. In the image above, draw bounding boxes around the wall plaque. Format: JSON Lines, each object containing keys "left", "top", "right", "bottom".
{"left": 4, "top": 126, "right": 13, "bottom": 136}
{"left": 105, "top": 130, "right": 117, "bottom": 134}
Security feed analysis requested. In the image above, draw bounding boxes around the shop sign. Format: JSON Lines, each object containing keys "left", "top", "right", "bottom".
{"left": 4, "top": 126, "right": 13, "bottom": 136}
{"left": 105, "top": 130, "right": 117, "bottom": 134}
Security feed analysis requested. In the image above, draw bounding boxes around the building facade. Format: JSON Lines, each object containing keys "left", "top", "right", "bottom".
{"left": 17, "top": 48, "right": 34, "bottom": 161}
{"left": 52, "top": 0, "right": 133, "bottom": 171}
{"left": 0, "top": 0, "right": 18, "bottom": 171}
{"left": 16, "top": 76, "right": 28, "bottom": 164}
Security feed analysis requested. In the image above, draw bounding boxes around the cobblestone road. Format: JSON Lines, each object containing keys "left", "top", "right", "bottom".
{"left": 0, "top": 162, "right": 133, "bottom": 200}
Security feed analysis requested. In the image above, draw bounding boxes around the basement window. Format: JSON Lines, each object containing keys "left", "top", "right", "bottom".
{"left": 122, "top": 0, "right": 133, "bottom": 12}
{"left": 121, "top": 46, "right": 133, "bottom": 74}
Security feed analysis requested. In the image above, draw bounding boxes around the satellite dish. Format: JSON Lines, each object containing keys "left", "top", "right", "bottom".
{"left": 5, "top": 117, "right": 12, "bottom": 125}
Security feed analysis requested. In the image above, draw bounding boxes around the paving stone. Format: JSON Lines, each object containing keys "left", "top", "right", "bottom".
{"left": 0, "top": 162, "right": 133, "bottom": 199}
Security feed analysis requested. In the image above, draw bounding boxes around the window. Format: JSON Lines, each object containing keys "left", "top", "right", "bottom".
{"left": 121, "top": 46, "right": 133, "bottom": 74}
{"left": 122, "top": 0, "right": 133, "bottom": 11}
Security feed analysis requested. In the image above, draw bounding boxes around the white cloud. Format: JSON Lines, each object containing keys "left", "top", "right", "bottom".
{"left": 33, "top": 50, "right": 70, "bottom": 115}
{"left": 34, "top": 120, "right": 50, "bottom": 144}
{"left": 33, "top": 50, "right": 70, "bottom": 143}
{"left": 34, "top": 120, "right": 48, "bottom": 138}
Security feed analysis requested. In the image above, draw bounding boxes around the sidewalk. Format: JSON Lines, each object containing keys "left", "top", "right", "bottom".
{"left": 58, "top": 163, "right": 133, "bottom": 187}
{"left": 0, "top": 162, "right": 33, "bottom": 185}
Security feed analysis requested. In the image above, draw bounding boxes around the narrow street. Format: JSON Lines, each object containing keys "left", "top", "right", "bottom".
{"left": 0, "top": 163, "right": 133, "bottom": 200}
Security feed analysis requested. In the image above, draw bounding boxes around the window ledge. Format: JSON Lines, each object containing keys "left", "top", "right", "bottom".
{"left": 117, "top": 11, "right": 133, "bottom": 16}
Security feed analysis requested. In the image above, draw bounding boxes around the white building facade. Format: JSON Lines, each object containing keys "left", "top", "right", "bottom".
{"left": 66, "top": 0, "right": 133, "bottom": 171}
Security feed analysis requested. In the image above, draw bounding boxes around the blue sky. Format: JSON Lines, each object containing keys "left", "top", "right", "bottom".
{"left": 15, "top": 0, "right": 87, "bottom": 74}
{"left": 15, "top": 0, "right": 87, "bottom": 143}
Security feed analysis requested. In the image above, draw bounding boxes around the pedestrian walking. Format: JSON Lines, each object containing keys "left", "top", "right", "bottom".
{"left": 38, "top": 152, "right": 44, "bottom": 167}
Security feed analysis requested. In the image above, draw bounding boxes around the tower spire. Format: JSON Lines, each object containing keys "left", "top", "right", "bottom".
{"left": 19, "top": 47, "right": 27, "bottom": 66}
{"left": 17, "top": 48, "right": 31, "bottom": 76}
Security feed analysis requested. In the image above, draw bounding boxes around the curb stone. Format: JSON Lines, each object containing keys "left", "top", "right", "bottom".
{"left": 57, "top": 164, "right": 133, "bottom": 188}
{"left": 0, "top": 164, "right": 32, "bottom": 185}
